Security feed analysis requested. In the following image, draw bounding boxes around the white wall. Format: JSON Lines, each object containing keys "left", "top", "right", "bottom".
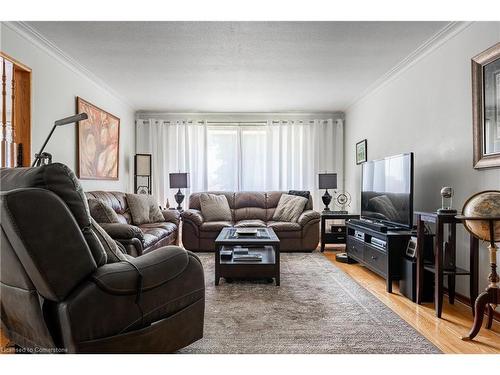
{"left": 345, "top": 22, "right": 500, "bottom": 296}
{"left": 0, "top": 22, "right": 135, "bottom": 192}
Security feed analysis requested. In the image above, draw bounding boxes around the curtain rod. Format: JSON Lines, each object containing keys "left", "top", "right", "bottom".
{"left": 139, "top": 120, "right": 334, "bottom": 125}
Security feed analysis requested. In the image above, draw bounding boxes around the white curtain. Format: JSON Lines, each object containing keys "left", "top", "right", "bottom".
{"left": 264, "top": 119, "right": 343, "bottom": 209}
{"left": 136, "top": 117, "right": 343, "bottom": 210}
{"left": 136, "top": 119, "right": 208, "bottom": 208}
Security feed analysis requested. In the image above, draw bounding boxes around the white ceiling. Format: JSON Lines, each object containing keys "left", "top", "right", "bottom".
{"left": 26, "top": 21, "right": 448, "bottom": 112}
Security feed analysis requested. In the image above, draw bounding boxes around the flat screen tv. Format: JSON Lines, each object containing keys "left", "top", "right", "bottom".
{"left": 361, "top": 153, "right": 414, "bottom": 229}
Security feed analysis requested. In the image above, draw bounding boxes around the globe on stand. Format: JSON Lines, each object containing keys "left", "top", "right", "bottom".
{"left": 459, "top": 190, "right": 500, "bottom": 341}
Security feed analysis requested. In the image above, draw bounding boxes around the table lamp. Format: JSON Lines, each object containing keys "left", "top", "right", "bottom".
{"left": 319, "top": 173, "right": 337, "bottom": 212}
{"left": 169, "top": 172, "right": 189, "bottom": 210}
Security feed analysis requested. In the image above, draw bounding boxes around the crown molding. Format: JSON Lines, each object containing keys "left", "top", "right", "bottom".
{"left": 135, "top": 111, "right": 345, "bottom": 121}
{"left": 3, "top": 21, "right": 135, "bottom": 110}
{"left": 346, "top": 21, "right": 474, "bottom": 111}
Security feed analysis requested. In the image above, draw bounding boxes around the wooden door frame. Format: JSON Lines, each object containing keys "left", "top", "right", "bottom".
{"left": 1, "top": 51, "right": 32, "bottom": 166}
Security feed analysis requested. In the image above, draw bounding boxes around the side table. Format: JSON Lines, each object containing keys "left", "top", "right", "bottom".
{"left": 320, "top": 212, "right": 359, "bottom": 252}
{"left": 415, "top": 211, "right": 479, "bottom": 318}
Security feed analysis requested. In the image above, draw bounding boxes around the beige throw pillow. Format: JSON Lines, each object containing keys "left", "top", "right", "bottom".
{"left": 200, "top": 193, "right": 232, "bottom": 222}
{"left": 149, "top": 197, "right": 165, "bottom": 223}
{"left": 126, "top": 194, "right": 165, "bottom": 225}
{"left": 272, "top": 194, "right": 308, "bottom": 223}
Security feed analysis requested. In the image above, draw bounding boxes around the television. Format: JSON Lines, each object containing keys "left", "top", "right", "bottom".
{"left": 361, "top": 153, "right": 414, "bottom": 229}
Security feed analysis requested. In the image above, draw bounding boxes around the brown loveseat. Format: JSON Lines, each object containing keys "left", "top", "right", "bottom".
{"left": 86, "top": 191, "right": 180, "bottom": 257}
{"left": 182, "top": 191, "right": 320, "bottom": 252}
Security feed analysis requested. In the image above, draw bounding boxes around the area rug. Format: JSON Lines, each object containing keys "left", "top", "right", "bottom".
{"left": 180, "top": 252, "right": 440, "bottom": 354}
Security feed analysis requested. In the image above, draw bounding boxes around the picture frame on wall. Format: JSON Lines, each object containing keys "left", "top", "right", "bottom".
{"left": 356, "top": 139, "right": 367, "bottom": 164}
{"left": 77, "top": 97, "right": 120, "bottom": 180}
{"left": 471, "top": 42, "right": 500, "bottom": 169}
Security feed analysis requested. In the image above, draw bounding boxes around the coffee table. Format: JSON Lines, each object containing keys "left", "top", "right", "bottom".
{"left": 214, "top": 227, "right": 280, "bottom": 286}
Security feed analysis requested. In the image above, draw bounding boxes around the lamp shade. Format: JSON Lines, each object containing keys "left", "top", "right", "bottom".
{"left": 169, "top": 173, "right": 189, "bottom": 189}
{"left": 319, "top": 173, "right": 337, "bottom": 189}
{"left": 135, "top": 154, "right": 151, "bottom": 176}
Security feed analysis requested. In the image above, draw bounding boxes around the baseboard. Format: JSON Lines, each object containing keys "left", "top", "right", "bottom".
{"left": 443, "top": 287, "right": 500, "bottom": 323}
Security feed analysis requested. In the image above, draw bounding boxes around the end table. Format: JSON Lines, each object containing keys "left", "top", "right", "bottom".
{"left": 320, "top": 212, "right": 360, "bottom": 252}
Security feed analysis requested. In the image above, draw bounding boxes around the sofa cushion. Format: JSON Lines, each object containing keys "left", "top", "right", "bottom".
{"left": 234, "top": 219, "right": 267, "bottom": 228}
{"left": 272, "top": 194, "right": 308, "bottom": 222}
{"left": 267, "top": 221, "right": 302, "bottom": 232}
{"left": 200, "top": 221, "right": 233, "bottom": 231}
{"left": 88, "top": 198, "right": 121, "bottom": 223}
{"left": 199, "top": 193, "right": 232, "bottom": 221}
{"left": 139, "top": 222, "right": 177, "bottom": 248}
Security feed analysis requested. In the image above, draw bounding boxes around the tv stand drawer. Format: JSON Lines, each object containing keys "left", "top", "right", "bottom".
{"left": 346, "top": 236, "right": 364, "bottom": 260}
{"left": 364, "top": 246, "right": 387, "bottom": 276}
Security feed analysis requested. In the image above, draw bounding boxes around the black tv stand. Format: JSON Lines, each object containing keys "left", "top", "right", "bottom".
{"left": 346, "top": 221, "right": 411, "bottom": 293}
{"left": 350, "top": 218, "right": 409, "bottom": 233}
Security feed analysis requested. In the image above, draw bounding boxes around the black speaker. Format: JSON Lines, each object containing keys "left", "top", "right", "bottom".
{"left": 400, "top": 257, "right": 434, "bottom": 302}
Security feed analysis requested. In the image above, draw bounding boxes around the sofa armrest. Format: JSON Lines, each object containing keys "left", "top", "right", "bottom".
{"left": 162, "top": 209, "right": 181, "bottom": 226}
{"left": 91, "top": 246, "right": 191, "bottom": 294}
{"left": 181, "top": 209, "right": 204, "bottom": 227}
{"left": 298, "top": 210, "right": 320, "bottom": 226}
{"left": 99, "top": 223, "right": 144, "bottom": 242}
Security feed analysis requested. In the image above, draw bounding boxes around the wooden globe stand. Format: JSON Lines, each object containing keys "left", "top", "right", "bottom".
{"left": 457, "top": 216, "right": 500, "bottom": 341}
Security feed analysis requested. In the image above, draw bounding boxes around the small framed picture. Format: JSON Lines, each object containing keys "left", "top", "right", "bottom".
{"left": 356, "top": 139, "right": 367, "bottom": 164}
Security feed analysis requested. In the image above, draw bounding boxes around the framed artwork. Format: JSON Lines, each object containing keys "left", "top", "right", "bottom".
{"left": 356, "top": 139, "right": 367, "bottom": 164}
{"left": 472, "top": 42, "right": 500, "bottom": 169}
{"left": 77, "top": 97, "right": 120, "bottom": 180}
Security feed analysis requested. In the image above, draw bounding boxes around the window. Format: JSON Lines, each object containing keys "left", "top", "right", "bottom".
{"left": 206, "top": 125, "right": 267, "bottom": 191}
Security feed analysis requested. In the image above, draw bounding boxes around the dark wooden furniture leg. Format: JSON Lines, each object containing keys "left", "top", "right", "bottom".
{"left": 486, "top": 304, "right": 494, "bottom": 329}
{"left": 320, "top": 216, "right": 326, "bottom": 252}
{"left": 435, "top": 218, "right": 444, "bottom": 318}
{"left": 416, "top": 214, "right": 424, "bottom": 304}
{"left": 470, "top": 235, "right": 479, "bottom": 316}
{"left": 275, "top": 244, "right": 280, "bottom": 286}
{"left": 215, "top": 246, "right": 220, "bottom": 286}
{"left": 463, "top": 291, "right": 489, "bottom": 340}
{"left": 447, "top": 222, "right": 456, "bottom": 304}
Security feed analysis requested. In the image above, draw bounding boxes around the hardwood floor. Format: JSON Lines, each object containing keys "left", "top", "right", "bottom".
{"left": 323, "top": 247, "right": 500, "bottom": 354}
{"left": 1, "top": 247, "right": 499, "bottom": 354}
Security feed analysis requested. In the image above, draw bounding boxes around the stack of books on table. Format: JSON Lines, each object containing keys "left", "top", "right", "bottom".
{"left": 232, "top": 246, "right": 263, "bottom": 262}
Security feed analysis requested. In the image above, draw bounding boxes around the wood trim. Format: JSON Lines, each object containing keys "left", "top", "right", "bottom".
{"left": 13, "top": 67, "right": 31, "bottom": 166}
{"left": 0, "top": 51, "right": 31, "bottom": 72}
{"left": 471, "top": 42, "right": 500, "bottom": 169}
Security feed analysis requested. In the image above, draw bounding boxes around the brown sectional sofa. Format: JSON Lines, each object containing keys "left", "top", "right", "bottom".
{"left": 182, "top": 191, "right": 320, "bottom": 252}
{"left": 86, "top": 191, "right": 180, "bottom": 256}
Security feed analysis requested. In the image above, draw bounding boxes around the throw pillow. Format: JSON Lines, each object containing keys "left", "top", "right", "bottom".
{"left": 148, "top": 196, "right": 165, "bottom": 223}
{"left": 88, "top": 198, "right": 120, "bottom": 223}
{"left": 288, "top": 190, "right": 310, "bottom": 200}
{"left": 272, "top": 193, "right": 308, "bottom": 223}
{"left": 126, "top": 193, "right": 151, "bottom": 225}
{"left": 199, "top": 193, "right": 232, "bottom": 221}
{"left": 90, "top": 218, "right": 127, "bottom": 263}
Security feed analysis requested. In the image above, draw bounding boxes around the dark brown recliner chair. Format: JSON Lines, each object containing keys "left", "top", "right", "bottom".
{"left": 0, "top": 163, "right": 205, "bottom": 353}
